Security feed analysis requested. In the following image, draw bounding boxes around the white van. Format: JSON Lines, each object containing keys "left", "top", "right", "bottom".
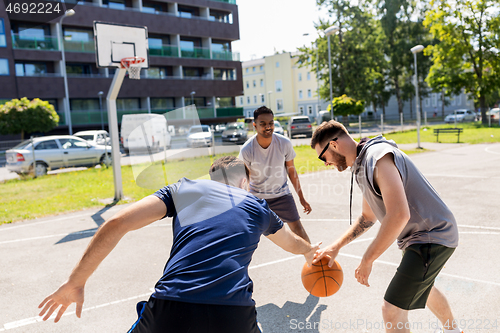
{"left": 120, "top": 114, "right": 171, "bottom": 154}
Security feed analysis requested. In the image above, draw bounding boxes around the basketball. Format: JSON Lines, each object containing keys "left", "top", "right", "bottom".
{"left": 301, "top": 257, "right": 343, "bottom": 297}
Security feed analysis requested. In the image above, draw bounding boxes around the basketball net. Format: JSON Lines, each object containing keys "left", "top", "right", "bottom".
{"left": 121, "top": 57, "right": 145, "bottom": 80}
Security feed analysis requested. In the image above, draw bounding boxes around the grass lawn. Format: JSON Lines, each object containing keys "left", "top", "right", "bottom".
{"left": 2, "top": 123, "right": 498, "bottom": 224}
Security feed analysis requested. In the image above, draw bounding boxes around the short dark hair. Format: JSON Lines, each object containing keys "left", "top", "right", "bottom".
{"left": 209, "top": 155, "right": 250, "bottom": 186}
{"left": 310, "top": 120, "right": 349, "bottom": 149}
{"left": 253, "top": 106, "right": 274, "bottom": 121}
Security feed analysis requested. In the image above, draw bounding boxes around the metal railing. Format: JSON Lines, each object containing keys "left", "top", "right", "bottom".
{"left": 212, "top": 50, "right": 240, "bottom": 61}
{"left": 16, "top": 72, "right": 62, "bottom": 77}
{"left": 215, "top": 107, "right": 243, "bottom": 117}
{"left": 11, "top": 34, "right": 58, "bottom": 51}
{"left": 209, "top": 0, "right": 236, "bottom": 4}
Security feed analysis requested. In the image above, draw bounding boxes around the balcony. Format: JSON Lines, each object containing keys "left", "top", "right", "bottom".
{"left": 12, "top": 34, "right": 58, "bottom": 51}
{"left": 180, "top": 46, "right": 210, "bottom": 59}
{"left": 64, "top": 40, "right": 95, "bottom": 53}
{"left": 212, "top": 50, "right": 240, "bottom": 61}
{"left": 209, "top": 0, "right": 236, "bottom": 4}
{"left": 216, "top": 107, "right": 243, "bottom": 117}
{"left": 149, "top": 45, "right": 179, "bottom": 57}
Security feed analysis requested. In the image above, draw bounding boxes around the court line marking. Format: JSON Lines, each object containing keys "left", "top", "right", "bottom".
{"left": 0, "top": 224, "right": 172, "bottom": 246}
{"left": 422, "top": 173, "right": 500, "bottom": 179}
{"left": 0, "top": 212, "right": 97, "bottom": 232}
{"left": 485, "top": 146, "right": 500, "bottom": 155}
{"left": 2, "top": 244, "right": 499, "bottom": 331}
{"left": 303, "top": 220, "right": 500, "bottom": 231}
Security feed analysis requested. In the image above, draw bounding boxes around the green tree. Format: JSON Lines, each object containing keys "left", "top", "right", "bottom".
{"left": 0, "top": 98, "right": 59, "bottom": 139}
{"left": 298, "top": 0, "right": 387, "bottom": 106}
{"left": 329, "top": 94, "right": 365, "bottom": 118}
{"left": 424, "top": 0, "right": 500, "bottom": 124}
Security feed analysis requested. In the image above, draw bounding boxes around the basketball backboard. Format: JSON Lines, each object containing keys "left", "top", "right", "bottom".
{"left": 94, "top": 21, "right": 149, "bottom": 68}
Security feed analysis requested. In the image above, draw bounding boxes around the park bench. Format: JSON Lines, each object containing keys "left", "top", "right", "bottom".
{"left": 434, "top": 128, "right": 463, "bottom": 143}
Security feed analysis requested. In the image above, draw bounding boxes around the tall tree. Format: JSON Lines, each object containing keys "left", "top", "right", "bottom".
{"left": 424, "top": 0, "right": 500, "bottom": 124}
{"left": 298, "top": 0, "right": 388, "bottom": 108}
{"left": 0, "top": 98, "right": 59, "bottom": 139}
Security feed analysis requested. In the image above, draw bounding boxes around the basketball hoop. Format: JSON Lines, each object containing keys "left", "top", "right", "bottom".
{"left": 121, "top": 57, "right": 145, "bottom": 80}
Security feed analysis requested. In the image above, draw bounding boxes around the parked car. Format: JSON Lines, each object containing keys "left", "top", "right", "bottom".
{"left": 274, "top": 121, "right": 285, "bottom": 135}
{"left": 6, "top": 135, "right": 112, "bottom": 176}
{"left": 74, "top": 130, "right": 110, "bottom": 146}
{"left": 221, "top": 122, "right": 247, "bottom": 144}
{"left": 186, "top": 125, "right": 213, "bottom": 147}
{"left": 120, "top": 114, "right": 171, "bottom": 154}
{"left": 289, "top": 116, "right": 313, "bottom": 138}
{"left": 444, "top": 109, "right": 476, "bottom": 123}
{"left": 487, "top": 108, "right": 500, "bottom": 121}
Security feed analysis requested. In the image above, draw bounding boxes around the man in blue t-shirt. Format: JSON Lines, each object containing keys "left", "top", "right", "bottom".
{"left": 39, "top": 156, "right": 318, "bottom": 333}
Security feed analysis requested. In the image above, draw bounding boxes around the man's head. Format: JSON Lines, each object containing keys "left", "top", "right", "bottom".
{"left": 209, "top": 155, "right": 250, "bottom": 189}
{"left": 310, "top": 120, "right": 355, "bottom": 171}
{"left": 253, "top": 106, "right": 274, "bottom": 139}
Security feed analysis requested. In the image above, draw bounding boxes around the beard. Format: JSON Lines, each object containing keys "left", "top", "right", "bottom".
{"left": 331, "top": 150, "right": 348, "bottom": 171}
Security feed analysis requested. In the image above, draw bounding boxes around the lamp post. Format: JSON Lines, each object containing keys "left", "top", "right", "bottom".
{"left": 303, "top": 33, "right": 321, "bottom": 120}
{"left": 190, "top": 91, "right": 196, "bottom": 125}
{"left": 411, "top": 45, "right": 425, "bottom": 149}
{"left": 324, "top": 25, "right": 339, "bottom": 122}
{"left": 59, "top": 9, "right": 75, "bottom": 135}
{"left": 98, "top": 91, "right": 104, "bottom": 131}
{"left": 267, "top": 90, "right": 272, "bottom": 109}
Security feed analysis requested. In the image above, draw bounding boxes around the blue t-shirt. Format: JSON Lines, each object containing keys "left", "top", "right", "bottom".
{"left": 152, "top": 178, "right": 283, "bottom": 306}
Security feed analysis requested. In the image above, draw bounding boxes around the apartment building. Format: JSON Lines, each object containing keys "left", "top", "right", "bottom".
{"left": 237, "top": 52, "right": 329, "bottom": 119}
{"left": 0, "top": 0, "right": 244, "bottom": 135}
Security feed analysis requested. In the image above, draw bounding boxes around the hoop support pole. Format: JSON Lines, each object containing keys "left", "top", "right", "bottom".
{"left": 107, "top": 68, "right": 127, "bottom": 201}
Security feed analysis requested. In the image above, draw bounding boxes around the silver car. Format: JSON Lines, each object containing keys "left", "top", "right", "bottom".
{"left": 6, "top": 135, "right": 112, "bottom": 176}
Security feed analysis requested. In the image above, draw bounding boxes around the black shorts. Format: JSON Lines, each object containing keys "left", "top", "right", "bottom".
{"left": 265, "top": 194, "right": 300, "bottom": 223}
{"left": 384, "top": 243, "right": 455, "bottom": 310}
{"left": 128, "top": 297, "right": 261, "bottom": 333}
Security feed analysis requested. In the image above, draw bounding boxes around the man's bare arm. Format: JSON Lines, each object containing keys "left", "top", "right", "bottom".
{"left": 39, "top": 195, "right": 166, "bottom": 322}
{"left": 285, "top": 159, "right": 311, "bottom": 214}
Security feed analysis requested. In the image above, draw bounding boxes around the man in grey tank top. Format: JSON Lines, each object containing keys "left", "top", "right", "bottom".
{"left": 310, "top": 121, "right": 463, "bottom": 333}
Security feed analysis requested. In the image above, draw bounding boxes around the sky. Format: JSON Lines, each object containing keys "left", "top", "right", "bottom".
{"left": 231, "top": 0, "right": 331, "bottom": 61}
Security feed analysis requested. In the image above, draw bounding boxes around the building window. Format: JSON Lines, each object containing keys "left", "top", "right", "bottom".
{"left": 424, "top": 97, "right": 430, "bottom": 107}
{"left": 70, "top": 98, "right": 99, "bottom": 111}
{"left": 247, "top": 96, "right": 250, "bottom": 104}
{"left": 246, "top": 81, "right": 249, "bottom": 88}
{"left": 261, "top": 94, "right": 265, "bottom": 103}
{"left": 214, "top": 68, "right": 235, "bottom": 80}
{"left": 253, "top": 95, "right": 257, "bottom": 104}
{"left": 151, "top": 98, "right": 175, "bottom": 110}
{"left": 240, "top": 97, "right": 244, "bottom": 105}
{"left": 308, "top": 105, "right": 313, "bottom": 114}
{"left": 275, "top": 80, "right": 282, "bottom": 92}
{"left": 0, "top": 19, "right": 6, "bottom": 47}
{"left": 252, "top": 67, "right": 255, "bottom": 72}
{"left": 307, "top": 89, "right": 312, "bottom": 98}
{"left": 0, "top": 59, "right": 8, "bottom": 75}
{"left": 260, "top": 65, "right": 263, "bottom": 71}
{"left": 299, "top": 106, "right": 304, "bottom": 115}
{"left": 276, "top": 99, "right": 283, "bottom": 111}
{"left": 260, "top": 79, "right": 264, "bottom": 87}
{"left": 298, "top": 73, "right": 302, "bottom": 81}
{"left": 103, "top": 0, "right": 126, "bottom": 9}
{"left": 246, "top": 68, "right": 249, "bottom": 73}
{"left": 432, "top": 93, "right": 437, "bottom": 107}
{"left": 299, "top": 90, "right": 303, "bottom": 99}
{"left": 253, "top": 80, "right": 256, "bottom": 87}
{"left": 15, "top": 62, "right": 47, "bottom": 76}
{"left": 307, "top": 72, "right": 311, "bottom": 80}
{"left": 276, "top": 62, "right": 280, "bottom": 68}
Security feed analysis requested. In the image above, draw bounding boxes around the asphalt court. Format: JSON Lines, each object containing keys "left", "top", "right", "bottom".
{"left": 1, "top": 143, "right": 499, "bottom": 332}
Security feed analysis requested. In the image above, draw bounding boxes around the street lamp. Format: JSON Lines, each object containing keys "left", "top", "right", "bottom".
{"left": 98, "top": 91, "right": 104, "bottom": 131}
{"left": 59, "top": 9, "right": 75, "bottom": 135}
{"left": 303, "top": 33, "right": 321, "bottom": 120}
{"left": 411, "top": 44, "right": 425, "bottom": 149}
{"left": 190, "top": 91, "right": 196, "bottom": 105}
{"left": 267, "top": 91, "right": 272, "bottom": 109}
{"left": 324, "top": 25, "right": 340, "bottom": 122}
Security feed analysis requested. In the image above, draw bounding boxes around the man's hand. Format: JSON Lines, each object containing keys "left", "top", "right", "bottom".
{"left": 300, "top": 198, "right": 312, "bottom": 214}
{"left": 304, "top": 242, "right": 322, "bottom": 266}
{"left": 313, "top": 243, "right": 340, "bottom": 267}
{"left": 355, "top": 259, "right": 373, "bottom": 287}
{"left": 38, "top": 281, "right": 84, "bottom": 322}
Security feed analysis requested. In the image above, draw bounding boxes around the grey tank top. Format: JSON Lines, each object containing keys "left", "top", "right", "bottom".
{"left": 352, "top": 136, "right": 458, "bottom": 250}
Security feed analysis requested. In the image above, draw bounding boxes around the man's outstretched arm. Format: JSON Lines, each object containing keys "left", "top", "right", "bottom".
{"left": 266, "top": 225, "right": 320, "bottom": 266}
{"left": 38, "top": 195, "right": 167, "bottom": 322}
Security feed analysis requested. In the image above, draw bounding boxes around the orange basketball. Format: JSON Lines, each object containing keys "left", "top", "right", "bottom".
{"left": 301, "top": 257, "right": 343, "bottom": 297}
